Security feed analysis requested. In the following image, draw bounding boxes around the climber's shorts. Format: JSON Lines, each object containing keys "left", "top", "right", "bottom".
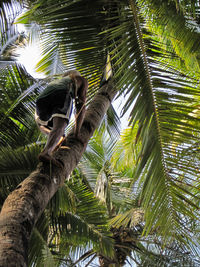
{"left": 35, "top": 90, "right": 73, "bottom": 130}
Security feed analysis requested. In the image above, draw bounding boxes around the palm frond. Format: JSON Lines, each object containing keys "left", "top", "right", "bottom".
{"left": 48, "top": 181, "right": 114, "bottom": 258}
{"left": 132, "top": 238, "right": 200, "bottom": 267}
{"left": 29, "top": 212, "right": 54, "bottom": 267}
{"left": 36, "top": 43, "right": 66, "bottom": 76}
{"left": 142, "top": 0, "right": 200, "bottom": 74}
{"left": 0, "top": 144, "right": 41, "bottom": 198}
{"left": 109, "top": 208, "right": 144, "bottom": 229}
{"left": 99, "top": 104, "right": 121, "bottom": 139}
{"left": 0, "top": 64, "right": 45, "bottom": 147}
{"left": 0, "top": 1, "right": 25, "bottom": 65}
{"left": 81, "top": 131, "right": 118, "bottom": 204}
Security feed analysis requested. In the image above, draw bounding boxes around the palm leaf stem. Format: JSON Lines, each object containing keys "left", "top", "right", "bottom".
{"left": 69, "top": 249, "right": 95, "bottom": 267}
{"left": 129, "top": 0, "right": 164, "bottom": 166}
{"left": 128, "top": 0, "right": 177, "bottom": 236}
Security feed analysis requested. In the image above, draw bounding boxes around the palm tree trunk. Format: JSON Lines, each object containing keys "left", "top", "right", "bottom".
{"left": 0, "top": 80, "right": 116, "bottom": 267}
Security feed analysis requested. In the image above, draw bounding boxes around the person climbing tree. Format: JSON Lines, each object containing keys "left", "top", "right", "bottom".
{"left": 35, "top": 70, "right": 88, "bottom": 164}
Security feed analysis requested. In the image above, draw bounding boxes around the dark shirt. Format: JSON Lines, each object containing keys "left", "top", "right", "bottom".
{"left": 37, "top": 76, "right": 75, "bottom": 100}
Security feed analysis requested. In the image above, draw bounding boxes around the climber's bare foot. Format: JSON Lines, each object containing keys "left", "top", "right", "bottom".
{"left": 53, "top": 136, "right": 66, "bottom": 152}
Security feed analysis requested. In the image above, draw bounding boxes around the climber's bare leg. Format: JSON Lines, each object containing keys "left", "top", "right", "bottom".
{"left": 39, "top": 125, "right": 51, "bottom": 136}
{"left": 38, "top": 117, "right": 68, "bottom": 167}
{"left": 43, "top": 117, "right": 68, "bottom": 154}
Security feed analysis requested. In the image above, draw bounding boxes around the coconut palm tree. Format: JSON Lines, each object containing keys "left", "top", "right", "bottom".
{"left": 1, "top": 0, "right": 200, "bottom": 266}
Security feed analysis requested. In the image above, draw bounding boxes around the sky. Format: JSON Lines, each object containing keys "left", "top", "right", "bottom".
{"left": 18, "top": 44, "right": 45, "bottom": 78}
{"left": 16, "top": 23, "right": 45, "bottom": 78}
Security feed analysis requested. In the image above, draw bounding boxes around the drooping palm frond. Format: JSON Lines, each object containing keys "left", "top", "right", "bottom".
{"left": 36, "top": 41, "right": 66, "bottom": 76}
{"left": 133, "top": 237, "right": 200, "bottom": 267}
{"left": 80, "top": 128, "right": 140, "bottom": 224}
{"left": 29, "top": 212, "right": 52, "bottom": 267}
{"left": 0, "top": 0, "right": 25, "bottom": 67}
{"left": 110, "top": 207, "right": 144, "bottom": 229}
{"left": 0, "top": 63, "right": 46, "bottom": 204}
{"left": 0, "top": 144, "right": 41, "bottom": 201}
{"left": 111, "top": 126, "right": 140, "bottom": 174}
{"left": 80, "top": 130, "right": 119, "bottom": 208}
{"left": 47, "top": 181, "right": 114, "bottom": 261}
{"left": 98, "top": 104, "right": 121, "bottom": 139}
{"left": 0, "top": 64, "right": 46, "bottom": 147}
{"left": 142, "top": 0, "right": 200, "bottom": 75}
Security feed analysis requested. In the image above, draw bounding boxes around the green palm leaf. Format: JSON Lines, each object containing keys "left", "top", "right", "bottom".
{"left": 0, "top": 144, "right": 41, "bottom": 199}
{"left": 143, "top": 0, "right": 200, "bottom": 74}
{"left": 48, "top": 181, "right": 114, "bottom": 259}
{"left": 0, "top": 1, "right": 25, "bottom": 67}
{"left": 0, "top": 64, "right": 45, "bottom": 147}
{"left": 29, "top": 213, "right": 53, "bottom": 267}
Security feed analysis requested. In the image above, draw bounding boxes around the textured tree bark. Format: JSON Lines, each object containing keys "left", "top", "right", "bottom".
{"left": 0, "top": 81, "right": 116, "bottom": 267}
